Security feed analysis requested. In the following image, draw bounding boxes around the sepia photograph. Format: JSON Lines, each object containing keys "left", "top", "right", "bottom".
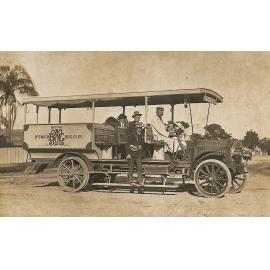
{"left": 0, "top": 51, "right": 269, "bottom": 217}
{"left": 2, "top": 1, "right": 270, "bottom": 270}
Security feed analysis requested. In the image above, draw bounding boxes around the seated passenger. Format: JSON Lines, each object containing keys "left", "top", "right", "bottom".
{"left": 166, "top": 121, "right": 190, "bottom": 153}
{"left": 117, "top": 114, "right": 129, "bottom": 127}
{"left": 105, "top": 116, "right": 119, "bottom": 128}
{"left": 166, "top": 121, "right": 178, "bottom": 137}
{"left": 175, "top": 121, "right": 190, "bottom": 145}
{"left": 117, "top": 114, "right": 129, "bottom": 159}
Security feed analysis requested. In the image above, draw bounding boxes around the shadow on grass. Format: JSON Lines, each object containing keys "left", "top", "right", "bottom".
{"left": 0, "top": 163, "right": 27, "bottom": 173}
{"left": 34, "top": 181, "right": 59, "bottom": 187}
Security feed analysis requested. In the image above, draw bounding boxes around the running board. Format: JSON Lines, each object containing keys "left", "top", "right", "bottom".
{"left": 91, "top": 182, "right": 179, "bottom": 189}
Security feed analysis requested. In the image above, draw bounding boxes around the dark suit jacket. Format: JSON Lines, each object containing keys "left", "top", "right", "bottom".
{"left": 127, "top": 131, "right": 145, "bottom": 155}
{"left": 127, "top": 120, "right": 136, "bottom": 136}
{"left": 126, "top": 121, "right": 145, "bottom": 155}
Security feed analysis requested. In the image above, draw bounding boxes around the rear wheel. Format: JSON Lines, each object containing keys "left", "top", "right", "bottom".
{"left": 194, "top": 159, "right": 231, "bottom": 198}
{"left": 57, "top": 156, "right": 89, "bottom": 192}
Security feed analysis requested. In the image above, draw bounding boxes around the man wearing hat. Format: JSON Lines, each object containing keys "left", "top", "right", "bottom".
{"left": 126, "top": 110, "right": 142, "bottom": 146}
{"left": 127, "top": 111, "right": 142, "bottom": 132}
{"left": 151, "top": 107, "right": 180, "bottom": 153}
{"left": 126, "top": 120, "right": 145, "bottom": 186}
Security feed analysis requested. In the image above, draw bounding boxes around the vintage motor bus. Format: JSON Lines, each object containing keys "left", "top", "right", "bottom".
{"left": 22, "top": 88, "right": 250, "bottom": 198}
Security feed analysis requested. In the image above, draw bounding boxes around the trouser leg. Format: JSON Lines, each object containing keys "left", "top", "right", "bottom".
{"left": 135, "top": 154, "right": 143, "bottom": 184}
{"left": 128, "top": 158, "right": 135, "bottom": 181}
{"left": 136, "top": 157, "right": 142, "bottom": 179}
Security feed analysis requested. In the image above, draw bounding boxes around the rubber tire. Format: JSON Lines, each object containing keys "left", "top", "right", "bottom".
{"left": 57, "top": 156, "right": 89, "bottom": 192}
{"left": 194, "top": 159, "right": 231, "bottom": 198}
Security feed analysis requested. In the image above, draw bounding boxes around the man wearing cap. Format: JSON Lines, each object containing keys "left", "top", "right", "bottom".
{"left": 126, "top": 121, "right": 145, "bottom": 186}
{"left": 151, "top": 107, "right": 180, "bottom": 153}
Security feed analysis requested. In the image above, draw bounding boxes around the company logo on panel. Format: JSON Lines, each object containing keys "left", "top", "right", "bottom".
{"left": 48, "top": 126, "right": 65, "bottom": 146}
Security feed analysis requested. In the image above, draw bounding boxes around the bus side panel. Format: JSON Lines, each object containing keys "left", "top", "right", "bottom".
{"left": 24, "top": 123, "right": 92, "bottom": 150}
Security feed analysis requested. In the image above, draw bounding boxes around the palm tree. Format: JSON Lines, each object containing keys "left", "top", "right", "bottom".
{"left": 0, "top": 108, "right": 7, "bottom": 133}
{"left": 0, "top": 65, "right": 38, "bottom": 142}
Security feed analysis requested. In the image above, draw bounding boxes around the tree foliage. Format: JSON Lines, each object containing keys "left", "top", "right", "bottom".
{"left": 0, "top": 65, "right": 38, "bottom": 141}
{"left": 204, "top": 123, "right": 232, "bottom": 140}
{"left": 259, "top": 137, "right": 270, "bottom": 154}
{"left": 189, "top": 123, "right": 231, "bottom": 140}
{"left": 243, "top": 130, "right": 259, "bottom": 150}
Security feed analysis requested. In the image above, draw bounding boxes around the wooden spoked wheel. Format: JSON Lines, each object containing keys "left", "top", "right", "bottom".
{"left": 230, "top": 171, "right": 247, "bottom": 193}
{"left": 194, "top": 159, "right": 231, "bottom": 198}
{"left": 57, "top": 156, "right": 89, "bottom": 192}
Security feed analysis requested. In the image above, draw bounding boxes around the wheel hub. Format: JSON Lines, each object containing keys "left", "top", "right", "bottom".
{"left": 70, "top": 170, "right": 75, "bottom": 177}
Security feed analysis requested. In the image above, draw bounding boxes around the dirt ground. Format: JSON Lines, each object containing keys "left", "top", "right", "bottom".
{"left": 0, "top": 156, "right": 270, "bottom": 216}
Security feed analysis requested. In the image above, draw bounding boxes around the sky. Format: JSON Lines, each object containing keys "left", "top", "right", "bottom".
{"left": 0, "top": 51, "right": 270, "bottom": 139}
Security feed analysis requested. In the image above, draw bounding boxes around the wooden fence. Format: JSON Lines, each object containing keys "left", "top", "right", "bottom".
{"left": 0, "top": 147, "right": 29, "bottom": 165}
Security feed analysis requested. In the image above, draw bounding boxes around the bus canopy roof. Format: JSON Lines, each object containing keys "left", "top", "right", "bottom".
{"left": 22, "top": 88, "right": 223, "bottom": 108}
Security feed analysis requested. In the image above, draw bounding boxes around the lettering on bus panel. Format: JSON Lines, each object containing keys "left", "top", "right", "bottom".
{"left": 24, "top": 124, "right": 92, "bottom": 149}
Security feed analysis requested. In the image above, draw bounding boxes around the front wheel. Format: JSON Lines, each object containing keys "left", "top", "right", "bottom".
{"left": 194, "top": 159, "right": 231, "bottom": 198}
{"left": 230, "top": 171, "right": 247, "bottom": 193}
{"left": 57, "top": 156, "right": 89, "bottom": 192}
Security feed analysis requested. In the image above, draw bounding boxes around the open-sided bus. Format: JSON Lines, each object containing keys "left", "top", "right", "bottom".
{"left": 22, "top": 88, "right": 250, "bottom": 198}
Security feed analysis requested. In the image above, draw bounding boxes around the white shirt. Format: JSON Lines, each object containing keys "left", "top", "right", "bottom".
{"left": 151, "top": 115, "right": 183, "bottom": 152}
{"left": 151, "top": 115, "right": 169, "bottom": 140}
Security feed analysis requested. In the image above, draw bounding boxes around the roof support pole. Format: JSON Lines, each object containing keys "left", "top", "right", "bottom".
{"left": 92, "top": 100, "right": 95, "bottom": 124}
{"left": 36, "top": 105, "right": 39, "bottom": 124}
{"left": 144, "top": 96, "right": 148, "bottom": 141}
{"left": 48, "top": 107, "right": 51, "bottom": 124}
{"left": 24, "top": 104, "right": 27, "bottom": 125}
{"left": 92, "top": 100, "right": 95, "bottom": 148}
{"left": 122, "top": 106, "right": 126, "bottom": 115}
{"left": 145, "top": 96, "right": 148, "bottom": 124}
{"left": 171, "top": 104, "right": 175, "bottom": 122}
{"left": 58, "top": 108, "right": 62, "bottom": 124}
{"left": 205, "top": 103, "right": 211, "bottom": 127}
{"left": 188, "top": 102, "right": 194, "bottom": 134}
{"left": 88, "top": 106, "right": 91, "bottom": 122}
